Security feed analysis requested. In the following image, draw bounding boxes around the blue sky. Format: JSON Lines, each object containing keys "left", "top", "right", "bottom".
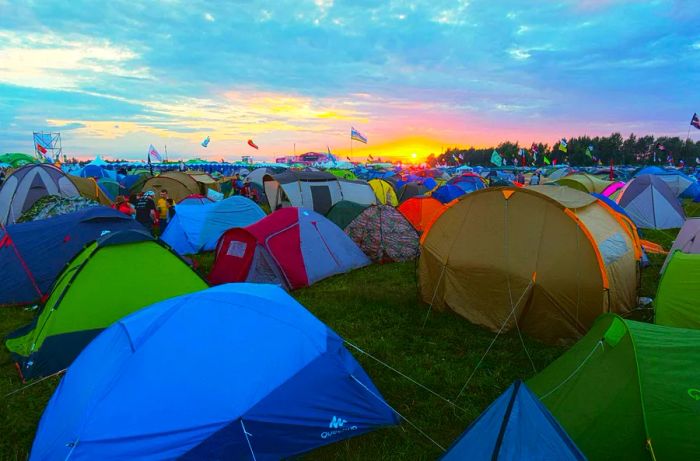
{"left": 1, "top": 0, "right": 699, "bottom": 160}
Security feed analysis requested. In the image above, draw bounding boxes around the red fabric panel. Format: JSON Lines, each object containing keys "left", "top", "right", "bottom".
{"left": 208, "top": 229, "right": 257, "bottom": 285}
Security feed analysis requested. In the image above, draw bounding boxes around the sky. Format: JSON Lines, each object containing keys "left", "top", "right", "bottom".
{"left": 1, "top": 0, "right": 699, "bottom": 162}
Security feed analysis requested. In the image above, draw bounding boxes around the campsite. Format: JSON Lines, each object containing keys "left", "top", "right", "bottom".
{"left": 3, "top": 1, "right": 700, "bottom": 459}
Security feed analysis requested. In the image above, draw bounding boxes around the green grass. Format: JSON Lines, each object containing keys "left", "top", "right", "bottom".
{"left": 1, "top": 199, "right": 698, "bottom": 460}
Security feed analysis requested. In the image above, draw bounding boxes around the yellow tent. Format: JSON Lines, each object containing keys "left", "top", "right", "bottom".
{"left": 68, "top": 175, "right": 112, "bottom": 205}
{"left": 419, "top": 186, "right": 640, "bottom": 345}
{"left": 368, "top": 179, "right": 398, "bottom": 206}
{"left": 554, "top": 173, "right": 612, "bottom": 194}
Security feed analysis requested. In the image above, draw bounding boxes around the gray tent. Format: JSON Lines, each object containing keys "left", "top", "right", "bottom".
{"left": 660, "top": 218, "right": 700, "bottom": 273}
{"left": 616, "top": 174, "right": 685, "bottom": 229}
{"left": 0, "top": 164, "right": 80, "bottom": 225}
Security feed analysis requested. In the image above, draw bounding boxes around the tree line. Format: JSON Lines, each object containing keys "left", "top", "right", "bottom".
{"left": 427, "top": 133, "right": 700, "bottom": 168}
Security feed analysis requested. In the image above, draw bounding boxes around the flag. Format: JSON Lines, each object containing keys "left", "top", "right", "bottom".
{"left": 559, "top": 138, "right": 568, "bottom": 153}
{"left": 543, "top": 155, "right": 551, "bottom": 165}
{"left": 148, "top": 144, "right": 162, "bottom": 162}
{"left": 351, "top": 127, "right": 368, "bottom": 144}
{"left": 201, "top": 136, "right": 211, "bottom": 148}
{"left": 490, "top": 150, "right": 503, "bottom": 167}
{"left": 327, "top": 146, "right": 337, "bottom": 163}
{"left": 36, "top": 143, "right": 47, "bottom": 155}
{"left": 585, "top": 145, "right": 593, "bottom": 159}
{"left": 247, "top": 139, "right": 259, "bottom": 150}
{"left": 530, "top": 142, "right": 539, "bottom": 154}
{"left": 691, "top": 113, "right": 700, "bottom": 130}
{"left": 666, "top": 154, "right": 673, "bottom": 165}
{"left": 368, "top": 154, "right": 374, "bottom": 161}
{"left": 346, "top": 156, "right": 352, "bottom": 162}
{"left": 656, "top": 143, "right": 666, "bottom": 151}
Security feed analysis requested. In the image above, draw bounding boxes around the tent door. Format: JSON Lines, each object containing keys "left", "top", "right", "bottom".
{"left": 310, "top": 185, "right": 332, "bottom": 214}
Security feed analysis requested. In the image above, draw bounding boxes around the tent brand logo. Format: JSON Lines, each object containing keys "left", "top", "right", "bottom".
{"left": 329, "top": 416, "right": 346, "bottom": 428}
{"left": 321, "top": 416, "right": 358, "bottom": 439}
{"left": 688, "top": 388, "right": 700, "bottom": 401}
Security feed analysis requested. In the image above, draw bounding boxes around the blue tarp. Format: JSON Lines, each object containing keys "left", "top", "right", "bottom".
{"left": 432, "top": 184, "right": 466, "bottom": 203}
{"left": 0, "top": 207, "right": 142, "bottom": 306}
{"left": 162, "top": 196, "right": 266, "bottom": 255}
{"left": 30, "top": 284, "right": 398, "bottom": 460}
{"left": 441, "top": 381, "right": 585, "bottom": 460}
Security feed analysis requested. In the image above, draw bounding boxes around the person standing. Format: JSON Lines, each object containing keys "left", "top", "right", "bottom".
{"left": 135, "top": 191, "right": 157, "bottom": 233}
{"left": 112, "top": 195, "right": 135, "bottom": 217}
{"left": 156, "top": 189, "right": 170, "bottom": 233}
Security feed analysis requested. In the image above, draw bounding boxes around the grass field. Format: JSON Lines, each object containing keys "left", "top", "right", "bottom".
{"left": 1, "top": 200, "right": 697, "bottom": 460}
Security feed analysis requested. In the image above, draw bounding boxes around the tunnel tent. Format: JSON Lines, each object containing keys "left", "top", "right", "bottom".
{"left": 419, "top": 186, "right": 639, "bottom": 344}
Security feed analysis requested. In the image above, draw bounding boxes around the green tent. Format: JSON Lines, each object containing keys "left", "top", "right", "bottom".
{"left": 528, "top": 314, "right": 700, "bottom": 460}
{"left": 555, "top": 173, "right": 612, "bottom": 194}
{"left": 0, "top": 153, "right": 38, "bottom": 168}
{"left": 6, "top": 230, "right": 208, "bottom": 381}
{"left": 655, "top": 251, "right": 700, "bottom": 329}
{"left": 327, "top": 168, "right": 357, "bottom": 180}
{"left": 325, "top": 200, "right": 368, "bottom": 230}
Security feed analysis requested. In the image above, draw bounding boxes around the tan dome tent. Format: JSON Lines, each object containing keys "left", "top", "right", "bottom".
{"left": 142, "top": 171, "right": 201, "bottom": 202}
{"left": 67, "top": 175, "right": 112, "bottom": 205}
{"left": 554, "top": 173, "right": 612, "bottom": 194}
{"left": 419, "top": 186, "right": 640, "bottom": 344}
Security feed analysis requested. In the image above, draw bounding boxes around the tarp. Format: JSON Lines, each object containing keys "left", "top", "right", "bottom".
{"left": 655, "top": 251, "right": 700, "bottom": 329}
{"left": 0, "top": 207, "right": 142, "bottom": 306}
{"left": 29, "top": 284, "right": 398, "bottom": 460}
{"left": 441, "top": 381, "right": 585, "bottom": 460}
{"left": 162, "top": 196, "right": 265, "bottom": 255}
{"left": 528, "top": 314, "right": 700, "bottom": 460}
{"left": 5, "top": 230, "right": 207, "bottom": 380}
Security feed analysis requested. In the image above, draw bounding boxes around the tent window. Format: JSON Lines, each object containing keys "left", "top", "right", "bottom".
{"left": 598, "top": 232, "right": 628, "bottom": 266}
{"left": 310, "top": 185, "right": 333, "bottom": 214}
{"left": 226, "top": 241, "right": 247, "bottom": 257}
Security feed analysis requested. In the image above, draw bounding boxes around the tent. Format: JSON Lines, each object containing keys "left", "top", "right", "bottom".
{"left": 325, "top": 200, "right": 369, "bottom": 230}
{"left": 441, "top": 381, "right": 584, "bottom": 460}
{"left": 263, "top": 172, "right": 375, "bottom": 214}
{"left": 616, "top": 174, "right": 685, "bottom": 229}
{"left": 555, "top": 173, "right": 612, "bottom": 194}
{"left": 29, "top": 283, "right": 398, "bottom": 460}
{"left": 0, "top": 164, "right": 80, "bottom": 225}
{"left": 396, "top": 182, "right": 428, "bottom": 203}
{"left": 67, "top": 175, "right": 112, "bottom": 205}
{"left": 634, "top": 166, "right": 700, "bottom": 198}
{"left": 142, "top": 171, "right": 201, "bottom": 202}
{"left": 655, "top": 251, "right": 700, "bottom": 329}
{"left": 601, "top": 181, "right": 625, "bottom": 198}
{"left": 419, "top": 186, "right": 640, "bottom": 344}
{"left": 0, "top": 207, "right": 143, "bottom": 307}
{"left": 209, "top": 208, "right": 370, "bottom": 290}
{"left": 78, "top": 164, "right": 110, "bottom": 179}
{"left": 345, "top": 205, "right": 419, "bottom": 263}
{"left": 15, "top": 196, "right": 100, "bottom": 223}
{"left": 660, "top": 218, "right": 700, "bottom": 272}
{"left": 397, "top": 196, "right": 446, "bottom": 233}
{"left": 448, "top": 173, "right": 486, "bottom": 194}
{"left": 0, "top": 153, "right": 37, "bottom": 168}
{"left": 162, "top": 196, "right": 266, "bottom": 255}
{"left": 5, "top": 230, "right": 208, "bottom": 381}
{"left": 327, "top": 168, "right": 357, "bottom": 180}
{"left": 528, "top": 314, "right": 700, "bottom": 460}
{"left": 431, "top": 184, "right": 466, "bottom": 204}
{"left": 368, "top": 179, "right": 398, "bottom": 206}
{"left": 178, "top": 194, "right": 214, "bottom": 206}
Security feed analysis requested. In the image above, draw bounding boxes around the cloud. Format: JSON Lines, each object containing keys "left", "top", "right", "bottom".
{"left": 204, "top": 12, "right": 215, "bottom": 22}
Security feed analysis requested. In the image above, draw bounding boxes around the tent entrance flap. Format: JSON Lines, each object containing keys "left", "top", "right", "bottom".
{"left": 310, "top": 185, "right": 332, "bottom": 214}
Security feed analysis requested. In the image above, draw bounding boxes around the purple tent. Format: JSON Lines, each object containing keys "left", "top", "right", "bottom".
{"left": 616, "top": 175, "right": 685, "bottom": 229}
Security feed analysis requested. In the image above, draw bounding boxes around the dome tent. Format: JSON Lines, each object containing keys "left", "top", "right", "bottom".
{"left": 419, "top": 186, "right": 639, "bottom": 344}
{"left": 616, "top": 174, "right": 685, "bottom": 229}
{"left": 209, "top": 208, "right": 370, "bottom": 290}
{"left": 6, "top": 230, "right": 208, "bottom": 381}
{"left": 142, "top": 171, "right": 201, "bottom": 202}
{"left": 0, "top": 164, "right": 80, "bottom": 225}
{"left": 29, "top": 284, "right": 398, "bottom": 460}
{"left": 397, "top": 196, "right": 446, "bottom": 233}
{"left": 345, "top": 205, "right": 419, "bottom": 263}
{"left": 528, "top": 314, "right": 700, "bottom": 460}
{"left": 325, "top": 200, "right": 369, "bottom": 230}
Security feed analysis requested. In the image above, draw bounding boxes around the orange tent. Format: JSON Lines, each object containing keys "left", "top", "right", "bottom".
{"left": 397, "top": 196, "right": 446, "bottom": 233}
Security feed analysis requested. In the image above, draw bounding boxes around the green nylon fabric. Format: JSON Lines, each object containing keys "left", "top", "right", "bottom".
{"left": 325, "top": 200, "right": 368, "bottom": 230}
{"left": 655, "top": 251, "right": 700, "bottom": 329}
{"left": 528, "top": 314, "right": 700, "bottom": 460}
{"left": 6, "top": 241, "right": 207, "bottom": 357}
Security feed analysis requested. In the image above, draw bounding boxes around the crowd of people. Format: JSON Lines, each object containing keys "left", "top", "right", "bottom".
{"left": 112, "top": 189, "right": 175, "bottom": 235}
